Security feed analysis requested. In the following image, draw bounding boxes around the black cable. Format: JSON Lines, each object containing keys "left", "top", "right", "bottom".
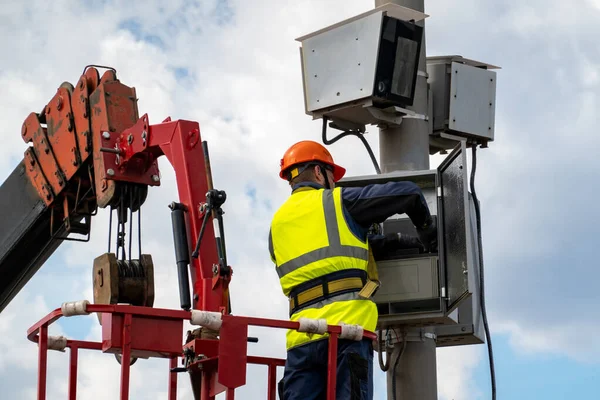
{"left": 121, "top": 223, "right": 126, "bottom": 261}
{"left": 118, "top": 190, "right": 126, "bottom": 261}
{"left": 321, "top": 117, "right": 381, "bottom": 174}
{"left": 470, "top": 143, "right": 496, "bottom": 400}
{"left": 378, "top": 329, "right": 390, "bottom": 372}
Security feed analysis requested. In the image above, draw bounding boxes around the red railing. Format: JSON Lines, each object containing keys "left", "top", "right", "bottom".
{"left": 27, "top": 303, "right": 376, "bottom": 400}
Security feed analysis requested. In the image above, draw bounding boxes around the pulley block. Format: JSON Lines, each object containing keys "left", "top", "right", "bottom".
{"left": 92, "top": 252, "right": 155, "bottom": 324}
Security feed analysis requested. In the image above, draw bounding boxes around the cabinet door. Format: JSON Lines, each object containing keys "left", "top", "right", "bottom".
{"left": 438, "top": 141, "right": 473, "bottom": 312}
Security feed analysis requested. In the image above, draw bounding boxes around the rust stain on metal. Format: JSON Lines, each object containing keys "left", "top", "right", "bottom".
{"left": 17, "top": 68, "right": 101, "bottom": 220}
{"left": 72, "top": 73, "right": 92, "bottom": 162}
{"left": 44, "top": 85, "right": 80, "bottom": 182}
{"left": 90, "top": 83, "right": 117, "bottom": 208}
{"left": 23, "top": 148, "right": 54, "bottom": 205}
{"left": 85, "top": 67, "right": 99, "bottom": 93}
{"left": 21, "top": 113, "right": 64, "bottom": 196}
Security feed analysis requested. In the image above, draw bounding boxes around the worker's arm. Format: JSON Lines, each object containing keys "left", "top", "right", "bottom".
{"left": 341, "top": 181, "right": 432, "bottom": 228}
{"left": 341, "top": 181, "right": 437, "bottom": 251}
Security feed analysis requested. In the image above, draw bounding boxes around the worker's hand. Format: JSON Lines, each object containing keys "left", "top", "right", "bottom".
{"left": 396, "top": 233, "right": 425, "bottom": 252}
{"left": 416, "top": 217, "right": 438, "bottom": 252}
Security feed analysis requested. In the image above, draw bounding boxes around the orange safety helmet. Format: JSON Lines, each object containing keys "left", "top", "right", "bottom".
{"left": 279, "top": 140, "right": 346, "bottom": 182}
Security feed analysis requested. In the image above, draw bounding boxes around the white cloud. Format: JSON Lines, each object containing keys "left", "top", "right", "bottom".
{"left": 437, "top": 346, "right": 484, "bottom": 400}
{"left": 0, "top": 290, "right": 72, "bottom": 399}
{"left": 588, "top": 0, "right": 600, "bottom": 10}
{"left": 0, "top": 294, "right": 55, "bottom": 372}
{"left": 495, "top": 320, "right": 600, "bottom": 364}
{"left": 488, "top": 0, "right": 594, "bottom": 37}
{"left": 0, "top": 73, "right": 49, "bottom": 172}
{"left": 581, "top": 58, "right": 600, "bottom": 87}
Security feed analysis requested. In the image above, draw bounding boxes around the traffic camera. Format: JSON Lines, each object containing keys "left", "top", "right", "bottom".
{"left": 296, "top": 4, "right": 428, "bottom": 129}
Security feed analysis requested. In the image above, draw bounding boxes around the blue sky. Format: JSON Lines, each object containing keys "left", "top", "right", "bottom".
{"left": 0, "top": 0, "right": 599, "bottom": 399}
{"left": 474, "top": 333, "right": 600, "bottom": 399}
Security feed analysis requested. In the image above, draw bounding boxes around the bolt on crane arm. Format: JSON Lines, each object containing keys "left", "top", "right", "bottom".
{"left": 0, "top": 66, "right": 231, "bottom": 314}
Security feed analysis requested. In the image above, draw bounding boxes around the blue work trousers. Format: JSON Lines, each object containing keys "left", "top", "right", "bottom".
{"left": 279, "top": 338, "right": 373, "bottom": 400}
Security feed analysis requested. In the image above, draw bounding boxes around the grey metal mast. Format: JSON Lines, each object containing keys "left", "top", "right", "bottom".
{"left": 374, "top": 0, "right": 438, "bottom": 399}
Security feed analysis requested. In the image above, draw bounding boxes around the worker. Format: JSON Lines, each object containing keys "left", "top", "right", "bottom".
{"left": 269, "top": 140, "right": 437, "bottom": 400}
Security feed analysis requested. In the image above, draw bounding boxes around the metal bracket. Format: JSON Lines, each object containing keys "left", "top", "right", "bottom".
{"left": 440, "top": 132, "right": 467, "bottom": 143}
{"left": 328, "top": 118, "right": 366, "bottom": 133}
{"left": 366, "top": 105, "right": 428, "bottom": 128}
{"left": 379, "top": 328, "right": 437, "bottom": 345}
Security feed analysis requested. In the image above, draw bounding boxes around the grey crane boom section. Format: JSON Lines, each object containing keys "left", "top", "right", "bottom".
{"left": 0, "top": 162, "right": 65, "bottom": 313}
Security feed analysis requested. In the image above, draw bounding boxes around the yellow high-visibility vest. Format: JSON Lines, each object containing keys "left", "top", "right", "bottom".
{"left": 269, "top": 186, "right": 378, "bottom": 350}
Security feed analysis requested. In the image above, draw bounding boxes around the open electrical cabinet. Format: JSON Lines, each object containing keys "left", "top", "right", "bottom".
{"left": 337, "top": 141, "right": 483, "bottom": 345}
